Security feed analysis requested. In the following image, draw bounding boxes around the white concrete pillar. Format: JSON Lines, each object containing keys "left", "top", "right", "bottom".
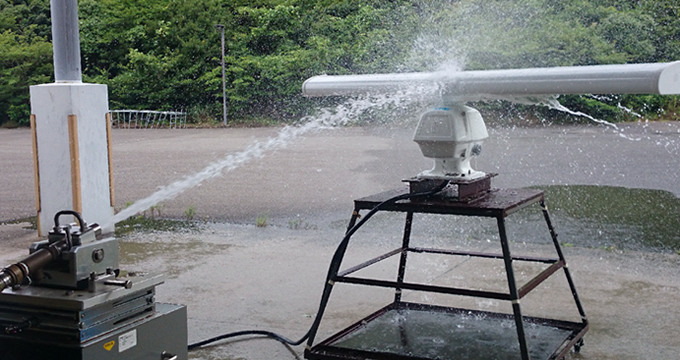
{"left": 30, "top": 83, "right": 115, "bottom": 236}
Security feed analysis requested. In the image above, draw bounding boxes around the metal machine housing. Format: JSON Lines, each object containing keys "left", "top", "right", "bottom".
{"left": 0, "top": 211, "right": 187, "bottom": 360}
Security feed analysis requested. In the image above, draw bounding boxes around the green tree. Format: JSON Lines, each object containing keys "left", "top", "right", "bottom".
{"left": 0, "top": 0, "right": 51, "bottom": 38}
{"left": 2, "top": 0, "right": 679, "bottom": 126}
{"left": 0, "top": 0, "right": 52, "bottom": 125}
{"left": 0, "top": 30, "right": 52, "bottom": 125}
{"left": 80, "top": 0, "right": 225, "bottom": 111}
{"left": 640, "top": 0, "right": 680, "bottom": 62}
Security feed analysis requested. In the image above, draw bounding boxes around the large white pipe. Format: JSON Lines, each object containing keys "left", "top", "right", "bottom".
{"left": 302, "top": 62, "right": 680, "bottom": 100}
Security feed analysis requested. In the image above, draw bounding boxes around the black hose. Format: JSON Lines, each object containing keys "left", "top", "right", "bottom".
{"left": 188, "top": 330, "right": 300, "bottom": 350}
{"left": 188, "top": 180, "right": 450, "bottom": 351}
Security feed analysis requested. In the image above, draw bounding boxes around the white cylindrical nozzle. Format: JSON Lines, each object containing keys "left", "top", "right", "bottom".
{"left": 302, "top": 62, "right": 680, "bottom": 100}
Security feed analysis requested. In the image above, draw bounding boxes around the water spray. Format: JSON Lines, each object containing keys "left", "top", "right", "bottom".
{"left": 102, "top": 91, "right": 433, "bottom": 229}
{"left": 304, "top": 62, "right": 680, "bottom": 189}
{"left": 5, "top": 61, "right": 680, "bottom": 360}
{"left": 296, "top": 61, "right": 680, "bottom": 360}
{"left": 184, "top": 61, "right": 680, "bottom": 360}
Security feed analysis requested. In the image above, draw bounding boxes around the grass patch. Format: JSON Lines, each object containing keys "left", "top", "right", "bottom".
{"left": 0, "top": 216, "right": 38, "bottom": 230}
{"left": 185, "top": 206, "right": 196, "bottom": 220}
{"left": 256, "top": 213, "right": 268, "bottom": 227}
{"left": 288, "top": 217, "right": 317, "bottom": 230}
{"left": 114, "top": 216, "right": 200, "bottom": 237}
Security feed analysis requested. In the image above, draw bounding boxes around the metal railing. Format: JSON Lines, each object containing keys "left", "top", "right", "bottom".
{"left": 109, "top": 110, "right": 187, "bottom": 129}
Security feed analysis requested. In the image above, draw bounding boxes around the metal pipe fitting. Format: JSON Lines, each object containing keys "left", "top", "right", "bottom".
{"left": 0, "top": 241, "right": 66, "bottom": 292}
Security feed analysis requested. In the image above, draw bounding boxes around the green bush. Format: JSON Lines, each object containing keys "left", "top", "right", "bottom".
{"left": 2, "top": 0, "right": 680, "bottom": 126}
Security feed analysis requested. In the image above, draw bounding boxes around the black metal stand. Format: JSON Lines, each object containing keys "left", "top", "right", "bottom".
{"left": 305, "top": 188, "right": 588, "bottom": 360}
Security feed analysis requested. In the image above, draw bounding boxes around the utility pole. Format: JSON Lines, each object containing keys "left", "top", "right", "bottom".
{"left": 214, "top": 24, "right": 227, "bottom": 126}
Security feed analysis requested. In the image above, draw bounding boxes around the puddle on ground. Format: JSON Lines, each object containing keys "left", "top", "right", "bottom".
{"left": 332, "top": 307, "right": 573, "bottom": 360}
{"left": 119, "top": 238, "right": 232, "bottom": 277}
{"left": 533, "top": 185, "right": 680, "bottom": 253}
{"left": 378, "top": 185, "right": 680, "bottom": 254}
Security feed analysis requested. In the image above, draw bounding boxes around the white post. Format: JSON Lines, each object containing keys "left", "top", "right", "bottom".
{"left": 50, "top": 0, "right": 82, "bottom": 82}
{"left": 30, "top": 0, "right": 114, "bottom": 236}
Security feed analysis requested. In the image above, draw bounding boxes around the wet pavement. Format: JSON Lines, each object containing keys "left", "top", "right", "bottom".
{"left": 1, "top": 122, "right": 680, "bottom": 359}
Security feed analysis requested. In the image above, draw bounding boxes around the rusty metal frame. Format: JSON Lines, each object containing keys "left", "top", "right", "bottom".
{"left": 306, "top": 187, "right": 588, "bottom": 360}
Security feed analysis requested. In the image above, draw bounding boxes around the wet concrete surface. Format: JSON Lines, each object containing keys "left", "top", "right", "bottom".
{"left": 1, "top": 122, "right": 680, "bottom": 359}
{"left": 2, "top": 122, "right": 680, "bottom": 224}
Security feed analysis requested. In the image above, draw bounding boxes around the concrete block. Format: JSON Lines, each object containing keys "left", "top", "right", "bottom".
{"left": 30, "top": 83, "right": 113, "bottom": 236}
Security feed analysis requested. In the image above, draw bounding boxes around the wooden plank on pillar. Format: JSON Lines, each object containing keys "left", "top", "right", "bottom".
{"left": 68, "top": 115, "right": 82, "bottom": 213}
{"left": 106, "top": 112, "right": 115, "bottom": 207}
{"left": 30, "top": 115, "right": 41, "bottom": 212}
{"left": 30, "top": 114, "right": 42, "bottom": 235}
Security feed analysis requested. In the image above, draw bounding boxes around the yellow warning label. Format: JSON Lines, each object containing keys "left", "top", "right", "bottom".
{"left": 104, "top": 341, "right": 115, "bottom": 351}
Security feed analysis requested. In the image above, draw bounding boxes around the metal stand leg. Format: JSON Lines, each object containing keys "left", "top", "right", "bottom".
{"left": 398, "top": 309, "right": 411, "bottom": 354}
{"left": 306, "top": 208, "right": 363, "bottom": 351}
{"left": 346, "top": 208, "right": 361, "bottom": 234}
{"left": 497, "top": 217, "right": 531, "bottom": 360}
{"left": 395, "top": 212, "right": 414, "bottom": 303}
{"left": 540, "top": 199, "right": 588, "bottom": 324}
